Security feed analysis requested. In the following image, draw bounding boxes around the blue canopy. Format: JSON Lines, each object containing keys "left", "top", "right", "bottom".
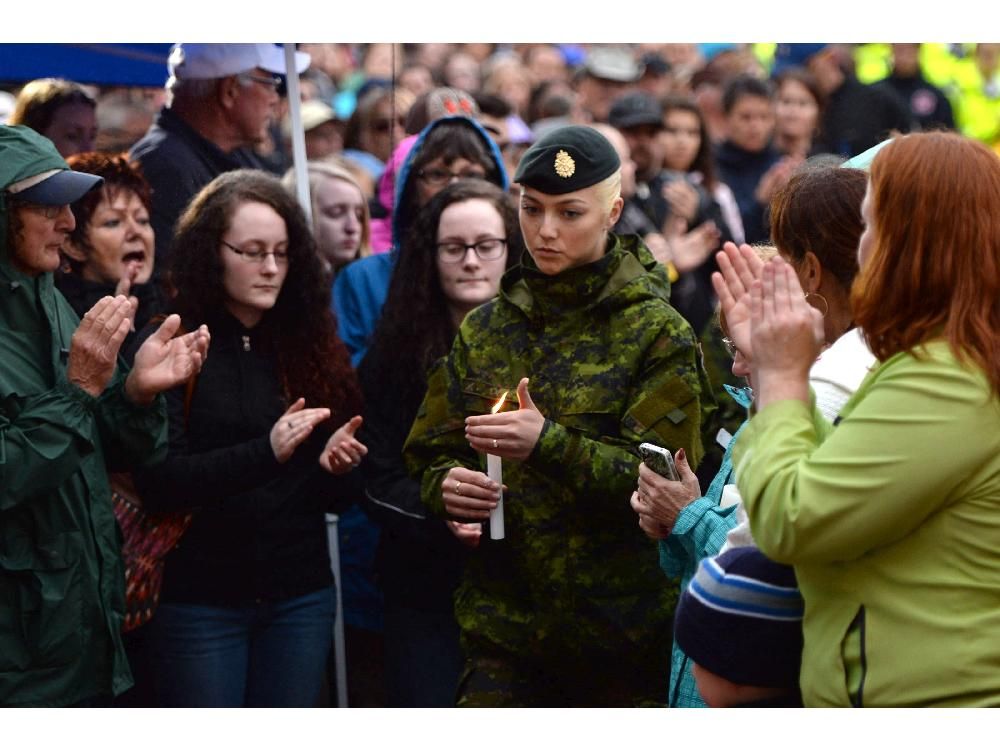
{"left": 0, "top": 44, "right": 172, "bottom": 87}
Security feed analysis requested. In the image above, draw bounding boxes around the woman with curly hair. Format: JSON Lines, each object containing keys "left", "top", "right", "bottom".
{"left": 359, "top": 179, "right": 520, "bottom": 706}
{"left": 56, "top": 152, "right": 162, "bottom": 345}
{"left": 128, "top": 169, "right": 366, "bottom": 707}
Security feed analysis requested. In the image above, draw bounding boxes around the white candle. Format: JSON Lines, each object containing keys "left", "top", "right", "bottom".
{"left": 488, "top": 453, "right": 504, "bottom": 540}
{"left": 487, "top": 390, "right": 508, "bottom": 541}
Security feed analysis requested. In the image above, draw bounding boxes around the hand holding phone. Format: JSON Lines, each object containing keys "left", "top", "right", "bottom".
{"left": 639, "top": 442, "right": 680, "bottom": 482}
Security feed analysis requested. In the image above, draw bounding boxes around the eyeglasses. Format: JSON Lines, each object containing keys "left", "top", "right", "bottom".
{"left": 370, "top": 116, "right": 407, "bottom": 133}
{"left": 721, "top": 336, "right": 742, "bottom": 359}
{"left": 240, "top": 72, "right": 283, "bottom": 92}
{"left": 417, "top": 167, "right": 488, "bottom": 187}
{"left": 436, "top": 238, "right": 507, "bottom": 264}
{"left": 222, "top": 239, "right": 289, "bottom": 265}
{"left": 11, "top": 200, "right": 64, "bottom": 219}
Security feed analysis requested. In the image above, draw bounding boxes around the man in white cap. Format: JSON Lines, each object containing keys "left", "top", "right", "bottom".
{"left": 130, "top": 43, "right": 310, "bottom": 273}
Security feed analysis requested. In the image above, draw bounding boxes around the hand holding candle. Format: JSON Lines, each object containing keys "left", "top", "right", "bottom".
{"left": 464, "top": 379, "right": 544, "bottom": 541}
{"left": 464, "top": 378, "right": 544, "bottom": 460}
{"left": 441, "top": 466, "right": 500, "bottom": 520}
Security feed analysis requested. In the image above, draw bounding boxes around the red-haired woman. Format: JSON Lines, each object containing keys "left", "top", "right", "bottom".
{"left": 128, "top": 169, "right": 366, "bottom": 706}
{"left": 57, "top": 152, "right": 161, "bottom": 344}
{"left": 724, "top": 132, "right": 1000, "bottom": 706}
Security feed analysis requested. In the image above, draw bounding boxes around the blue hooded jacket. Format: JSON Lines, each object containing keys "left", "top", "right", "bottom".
{"left": 332, "top": 116, "right": 508, "bottom": 366}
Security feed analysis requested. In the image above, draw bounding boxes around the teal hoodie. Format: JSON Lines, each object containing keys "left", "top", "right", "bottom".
{"left": 0, "top": 125, "right": 168, "bottom": 706}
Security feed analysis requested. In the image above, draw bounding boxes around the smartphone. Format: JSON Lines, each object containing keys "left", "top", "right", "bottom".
{"left": 639, "top": 442, "right": 680, "bottom": 481}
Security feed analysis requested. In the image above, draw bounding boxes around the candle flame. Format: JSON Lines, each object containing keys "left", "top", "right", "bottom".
{"left": 491, "top": 391, "right": 509, "bottom": 414}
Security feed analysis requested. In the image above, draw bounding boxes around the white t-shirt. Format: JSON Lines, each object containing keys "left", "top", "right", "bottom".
{"left": 720, "top": 328, "right": 877, "bottom": 553}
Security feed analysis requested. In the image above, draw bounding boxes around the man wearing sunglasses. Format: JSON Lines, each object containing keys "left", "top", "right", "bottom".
{"left": 131, "top": 44, "right": 310, "bottom": 277}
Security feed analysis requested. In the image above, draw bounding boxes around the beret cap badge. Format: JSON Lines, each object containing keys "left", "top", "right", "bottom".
{"left": 554, "top": 149, "right": 576, "bottom": 178}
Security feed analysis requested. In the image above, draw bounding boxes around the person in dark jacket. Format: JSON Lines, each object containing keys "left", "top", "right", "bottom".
{"left": 330, "top": 116, "right": 507, "bottom": 701}
{"left": 55, "top": 151, "right": 165, "bottom": 706}
{"left": 130, "top": 43, "right": 310, "bottom": 275}
{"left": 56, "top": 152, "right": 163, "bottom": 344}
{"left": 0, "top": 124, "right": 209, "bottom": 707}
{"left": 714, "top": 76, "right": 795, "bottom": 246}
{"left": 130, "top": 169, "right": 365, "bottom": 707}
{"left": 772, "top": 43, "right": 914, "bottom": 157}
{"left": 873, "top": 43, "right": 955, "bottom": 132}
{"left": 359, "top": 179, "right": 521, "bottom": 706}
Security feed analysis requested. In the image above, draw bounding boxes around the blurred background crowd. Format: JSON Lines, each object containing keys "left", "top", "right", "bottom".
{"left": 2, "top": 40, "right": 997, "bottom": 708}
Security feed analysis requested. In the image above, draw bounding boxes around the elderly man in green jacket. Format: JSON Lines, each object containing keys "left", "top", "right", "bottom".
{"left": 0, "top": 125, "right": 210, "bottom": 707}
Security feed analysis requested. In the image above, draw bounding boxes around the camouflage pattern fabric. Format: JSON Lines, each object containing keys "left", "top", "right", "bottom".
{"left": 456, "top": 635, "right": 670, "bottom": 707}
{"left": 404, "top": 234, "right": 715, "bottom": 705}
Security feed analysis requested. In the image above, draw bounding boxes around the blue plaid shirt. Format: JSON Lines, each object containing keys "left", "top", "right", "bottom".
{"left": 659, "top": 420, "right": 747, "bottom": 707}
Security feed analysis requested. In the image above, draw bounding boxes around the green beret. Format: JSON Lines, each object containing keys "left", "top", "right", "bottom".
{"left": 513, "top": 125, "right": 620, "bottom": 194}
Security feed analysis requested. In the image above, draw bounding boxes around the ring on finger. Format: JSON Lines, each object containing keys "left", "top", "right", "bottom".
{"left": 492, "top": 438, "right": 498, "bottom": 449}
{"left": 454, "top": 480, "right": 464, "bottom": 495}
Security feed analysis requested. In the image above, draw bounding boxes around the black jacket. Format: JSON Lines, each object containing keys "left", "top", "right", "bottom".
{"left": 874, "top": 73, "right": 955, "bottom": 132}
{"left": 129, "top": 108, "right": 274, "bottom": 273}
{"left": 714, "top": 140, "right": 781, "bottom": 245}
{"left": 816, "top": 75, "right": 915, "bottom": 157}
{"left": 129, "top": 312, "right": 361, "bottom": 605}
{"left": 357, "top": 346, "right": 469, "bottom": 613}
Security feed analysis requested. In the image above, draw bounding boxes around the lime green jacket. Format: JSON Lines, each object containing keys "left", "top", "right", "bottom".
{"left": 734, "top": 342, "right": 1000, "bottom": 706}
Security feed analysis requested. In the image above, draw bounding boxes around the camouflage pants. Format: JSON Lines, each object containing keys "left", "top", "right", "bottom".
{"left": 456, "top": 642, "right": 669, "bottom": 708}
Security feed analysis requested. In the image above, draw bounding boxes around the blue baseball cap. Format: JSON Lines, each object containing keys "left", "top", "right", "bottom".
{"left": 771, "top": 43, "right": 829, "bottom": 75}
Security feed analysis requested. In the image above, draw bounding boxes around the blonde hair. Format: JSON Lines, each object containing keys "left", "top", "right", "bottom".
{"left": 750, "top": 243, "right": 778, "bottom": 263}
{"left": 282, "top": 158, "right": 372, "bottom": 264}
{"left": 593, "top": 169, "right": 622, "bottom": 215}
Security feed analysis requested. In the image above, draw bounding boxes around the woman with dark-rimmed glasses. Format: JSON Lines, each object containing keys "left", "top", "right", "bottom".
{"left": 359, "top": 178, "right": 520, "bottom": 706}
{"left": 129, "top": 168, "right": 365, "bottom": 707}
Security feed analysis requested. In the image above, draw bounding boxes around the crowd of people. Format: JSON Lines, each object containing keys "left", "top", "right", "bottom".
{"left": 1, "top": 41, "right": 999, "bottom": 709}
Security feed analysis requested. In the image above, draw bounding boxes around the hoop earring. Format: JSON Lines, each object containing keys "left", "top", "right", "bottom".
{"left": 804, "top": 292, "right": 829, "bottom": 317}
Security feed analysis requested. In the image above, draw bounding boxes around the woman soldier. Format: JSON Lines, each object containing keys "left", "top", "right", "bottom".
{"left": 404, "top": 126, "right": 714, "bottom": 707}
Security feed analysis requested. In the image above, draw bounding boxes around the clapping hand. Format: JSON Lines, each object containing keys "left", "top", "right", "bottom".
{"left": 114, "top": 264, "right": 141, "bottom": 332}
{"left": 662, "top": 179, "right": 699, "bottom": 223}
{"left": 68, "top": 295, "right": 134, "bottom": 398}
{"left": 664, "top": 218, "right": 721, "bottom": 273}
{"left": 320, "top": 415, "right": 368, "bottom": 475}
{"left": 125, "top": 313, "right": 210, "bottom": 406}
{"left": 270, "top": 398, "right": 331, "bottom": 464}
{"left": 711, "top": 242, "right": 765, "bottom": 359}
{"left": 749, "top": 257, "right": 825, "bottom": 409}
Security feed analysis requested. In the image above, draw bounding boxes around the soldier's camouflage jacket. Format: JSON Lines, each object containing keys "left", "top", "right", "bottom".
{"left": 404, "top": 234, "right": 714, "bottom": 662}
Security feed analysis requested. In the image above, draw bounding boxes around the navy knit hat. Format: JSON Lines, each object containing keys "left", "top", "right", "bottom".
{"left": 673, "top": 546, "right": 804, "bottom": 689}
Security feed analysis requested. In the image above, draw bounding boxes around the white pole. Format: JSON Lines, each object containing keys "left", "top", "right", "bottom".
{"left": 283, "top": 43, "right": 311, "bottom": 225}
{"left": 326, "top": 513, "right": 349, "bottom": 707}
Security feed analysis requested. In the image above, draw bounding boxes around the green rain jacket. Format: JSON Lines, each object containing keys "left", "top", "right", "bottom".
{"left": 404, "top": 234, "right": 714, "bottom": 668}
{"left": 0, "top": 126, "right": 168, "bottom": 706}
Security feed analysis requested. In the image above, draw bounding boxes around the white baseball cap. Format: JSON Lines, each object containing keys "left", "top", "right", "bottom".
{"left": 168, "top": 43, "right": 311, "bottom": 81}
